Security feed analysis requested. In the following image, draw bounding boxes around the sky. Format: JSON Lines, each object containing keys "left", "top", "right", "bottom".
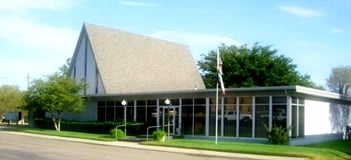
{"left": 0, "top": 0, "right": 350, "bottom": 90}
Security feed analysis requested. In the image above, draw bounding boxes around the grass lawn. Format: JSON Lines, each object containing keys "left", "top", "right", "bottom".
{"left": 1, "top": 125, "right": 116, "bottom": 141}
{"left": 2, "top": 125, "right": 350, "bottom": 160}
{"left": 142, "top": 139, "right": 350, "bottom": 160}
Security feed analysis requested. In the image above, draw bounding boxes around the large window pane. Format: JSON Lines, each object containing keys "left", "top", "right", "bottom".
{"left": 224, "top": 97, "right": 237, "bottom": 137}
{"left": 299, "top": 106, "right": 305, "bottom": 137}
{"left": 106, "top": 101, "right": 115, "bottom": 121}
{"left": 126, "top": 100, "right": 134, "bottom": 122}
{"left": 239, "top": 97, "right": 252, "bottom": 137}
{"left": 182, "top": 104, "right": 193, "bottom": 135}
{"left": 272, "top": 105, "right": 286, "bottom": 128}
{"left": 194, "top": 105, "right": 205, "bottom": 135}
{"left": 181, "top": 98, "right": 193, "bottom": 135}
{"left": 291, "top": 105, "right": 298, "bottom": 138}
{"left": 272, "top": 96, "right": 287, "bottom": 128}
{"left": 146, "top": 99, "right": 157, "bottom": 126}
{"left": 136, "top": 100, "right": 146, "bottom": 122}
{"left": 255, "top": 105, "right": 269, "bottom": 138}
{"left": 97, "top": 101, "right": 106, "bottom": 122}
{"left": 209, "top": 98, "right": 222, "bottom": 136}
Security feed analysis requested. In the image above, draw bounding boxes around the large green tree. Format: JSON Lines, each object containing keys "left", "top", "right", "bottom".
{"left": 198, "top": 43, "right": 318, "bottom": 88}
{"left": 22, "top": 61, "right": 86, "bottom": 131}
{"left": 0, "top": 85, "right": 23, "bottom": 121}
{"left": 326, "top": 66, "right": 351, "bottom": 131}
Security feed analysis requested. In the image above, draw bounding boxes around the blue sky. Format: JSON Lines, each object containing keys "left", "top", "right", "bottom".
{"left": 0, "top": 0, "right": 350, "bottom": 90}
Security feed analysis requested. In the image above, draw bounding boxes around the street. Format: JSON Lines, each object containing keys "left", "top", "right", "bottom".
{"left": 0, "top": 131, "right": 250, "bottom": 160}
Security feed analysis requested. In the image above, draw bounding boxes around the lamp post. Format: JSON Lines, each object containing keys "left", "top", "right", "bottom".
{"left": 121, "top": 99, "right": 127, "bottom": 136}
{"left": 164, "top": 98, "right": 171, "bottom": 140}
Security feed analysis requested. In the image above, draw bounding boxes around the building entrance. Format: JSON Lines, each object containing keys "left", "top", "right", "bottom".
{"left": 158, "top": 105, "right": 179, "bottom": 136}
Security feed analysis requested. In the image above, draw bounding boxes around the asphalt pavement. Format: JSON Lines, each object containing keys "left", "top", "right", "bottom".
{"left": 0, "top": 126, "right": 305, "bottom": 160}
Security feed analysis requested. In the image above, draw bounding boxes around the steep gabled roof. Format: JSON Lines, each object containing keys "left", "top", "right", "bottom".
{"left": 74, "top": 23, "right": 205, "bottom": 94}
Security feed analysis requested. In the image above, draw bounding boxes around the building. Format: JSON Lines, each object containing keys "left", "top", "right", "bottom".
{"left": 67, "top": 23, "right": 351, "bottom": 145}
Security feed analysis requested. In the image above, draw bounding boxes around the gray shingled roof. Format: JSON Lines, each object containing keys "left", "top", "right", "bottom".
{"left": 83, "top": 23, "right": 205, "bottom": 94}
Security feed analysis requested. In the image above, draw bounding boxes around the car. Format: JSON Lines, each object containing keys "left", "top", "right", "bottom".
{"left": 218, "top": 110, "right": 252, "bottom": 121}
{"left": 260, "top": 112, "right": 286, "bottom": 121}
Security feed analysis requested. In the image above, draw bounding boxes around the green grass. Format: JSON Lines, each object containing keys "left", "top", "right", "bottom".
{"left": 307, "top": 140, "right": 351, "bottom": 155}
{"left": 141, "top": 139, "right": 351, "bottom": 160}
{"left": 2, "top": 125, "right": 350, "bottom": 160}
{"left": 1, "top": 125, "right": 116, "bottom": 141}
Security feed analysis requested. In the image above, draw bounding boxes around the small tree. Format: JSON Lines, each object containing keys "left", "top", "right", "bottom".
{"left": 0, "top": 85, "right": 23, "bottom": 121}
{"left": 22, "top": 60, "right": 86, "bottom": 131}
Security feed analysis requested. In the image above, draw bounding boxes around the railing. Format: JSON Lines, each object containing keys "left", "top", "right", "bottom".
{"left": 115, "top": 124, "right": 126, "bottom": 140}
{"left": 146, "top": 124, "right": 175, "bottom": 141}
{"left": 146, "top": 125, "right": 160, "bottom": 141}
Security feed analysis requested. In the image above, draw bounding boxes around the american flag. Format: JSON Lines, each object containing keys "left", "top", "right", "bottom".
{"left": 217, "top": 55, "right": 225, "bottom": 95}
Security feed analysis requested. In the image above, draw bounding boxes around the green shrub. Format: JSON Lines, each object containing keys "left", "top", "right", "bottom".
{"left": 267, "top": 126, "right": 289, "bottom": 145}
{"left": 152, "top": 130, "right": 166, "bottom": 142}
{"left": 110, "top": 128, "right": 125, "bottom": 139}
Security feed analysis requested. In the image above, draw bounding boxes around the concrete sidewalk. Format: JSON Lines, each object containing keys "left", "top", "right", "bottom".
{"left": 2, "top": 130, "right": 306, "bottom": 160}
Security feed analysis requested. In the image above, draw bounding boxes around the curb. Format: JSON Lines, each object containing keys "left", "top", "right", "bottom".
{"left": 1, "top": 130, "right": 306, "bottom": 160}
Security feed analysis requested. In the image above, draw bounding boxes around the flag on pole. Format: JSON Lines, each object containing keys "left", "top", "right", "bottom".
{"left": 217, "top": 55, "right": 225, "bottom": 95}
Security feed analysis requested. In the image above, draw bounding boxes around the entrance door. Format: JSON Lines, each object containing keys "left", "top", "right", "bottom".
{"left": 159, "top": 105, "right": 179, "bottom": 136}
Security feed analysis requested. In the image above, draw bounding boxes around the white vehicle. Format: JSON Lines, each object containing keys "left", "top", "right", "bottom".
{"left": 219, "top": 111, "right": 252, "bottom": 121}
{"left": 260, "top": 112, "right": 286, "bottom": 121}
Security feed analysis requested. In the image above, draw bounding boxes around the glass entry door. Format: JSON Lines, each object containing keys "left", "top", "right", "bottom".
{"left": 159, "top": 105, "right": 178, "bottom": 136}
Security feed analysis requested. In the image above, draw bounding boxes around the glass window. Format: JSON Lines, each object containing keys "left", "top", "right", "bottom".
{"left": 256, "top": 97, "right": 269, "bottom": 104}
{"left": 182, "top": 104, "right": 193, "bottom": 135}
{"left": 239, "top": 97, "right": 252, "bottom": 137}
{"left": 291, "top": 105, "right": 298, "bottom": 138}
{"left": 273, "top": 96, "right": 286, "bottom": 104}
{"left": 240, "top": 97, "right": 253, "bottom": 104}
{"left": 272, "top": 105, "right": 287, "bottom": 128}
{"left": 146, "top": 99, "right": 157, "bottom": 125}
{"left": 194, "top": 104, "right": 205, "bottom": 135}
{"left": 298, "top": 106, "right": 305, "bottom": 137}
{"left": 255, "top": 104, "right": 269, "bottom": 138}
{"left": 209, "top": 97, "right": 222, "bottom": 136}
{"left": 97, "top": 101, "right": 106, "bottom": 122}
{"left": 136, "top": 100, "right": 146, "bottom": 122}
{"left": 223, "top": 104, "right": 237, "bottom": 137}
{"left": 106, "top": 101, "right": 115, "bottom": 122}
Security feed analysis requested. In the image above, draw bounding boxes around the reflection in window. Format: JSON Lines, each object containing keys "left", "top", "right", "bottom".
{"left": 272, "top": 96, "right": 287, "bottom": 129}
{"left": 181, "top": 98, "right": 206, "bottom": 135}
{"left": 224, "top": 97, "right": 237, "bottom": 137}
{"left": 291, "top": 97, "right": 305, "bottom": 138}
{"left": 255, "top": 97, "right": 269, "bottom": 138}
{"left": 239, "top": 97, "right": 252, "bottom": 137}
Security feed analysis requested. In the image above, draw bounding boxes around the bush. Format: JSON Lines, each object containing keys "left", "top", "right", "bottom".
{"left": 110, "top": 128, "right": 125, "bottom": 139}
{"left": 152, "top": 130, "right": 166, "bottom": 142}
{"left": 267, "top": 126, "right": 289, "bottom": 145}
{"left": 34, "top": 118, "right": 145, "bottom": 135}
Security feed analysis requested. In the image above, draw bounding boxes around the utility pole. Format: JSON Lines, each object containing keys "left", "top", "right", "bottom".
{"left": 27, "top": 73, "right": 30, "bottom": 90}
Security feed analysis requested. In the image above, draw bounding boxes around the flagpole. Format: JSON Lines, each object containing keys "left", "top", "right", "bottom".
{"left": 215, "top": 48, "right": 220, "bottom": 144}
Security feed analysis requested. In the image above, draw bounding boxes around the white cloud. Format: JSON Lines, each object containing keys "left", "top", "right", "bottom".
{"left": 118, "top": 1, "right": 156, "bottom": 7}
{"left": 150, "top": 31, "right": 240, "bottom": 59}
{"left": 278, "top": 5, "right": 323, "bottom": 18}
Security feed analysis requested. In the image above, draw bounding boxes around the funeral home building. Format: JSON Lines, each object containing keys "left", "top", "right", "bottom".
{"left": 66, "top": 23, "right": 351, "bottom": 145}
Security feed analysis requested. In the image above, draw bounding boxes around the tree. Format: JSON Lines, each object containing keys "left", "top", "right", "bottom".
{"left": 326, "top": 66, "right": 351, "bottom": 95}
{"left": 198, "top": 43, "right": 318, "bottom": 88}
{"left": 22, "top": 61, "right": 86, "bottom": 131}
{"left": 326, "top": 66, "right": 351, "bottom": 131}
{"left": 0, "top": 85, "right": 23, "bottom": 121}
